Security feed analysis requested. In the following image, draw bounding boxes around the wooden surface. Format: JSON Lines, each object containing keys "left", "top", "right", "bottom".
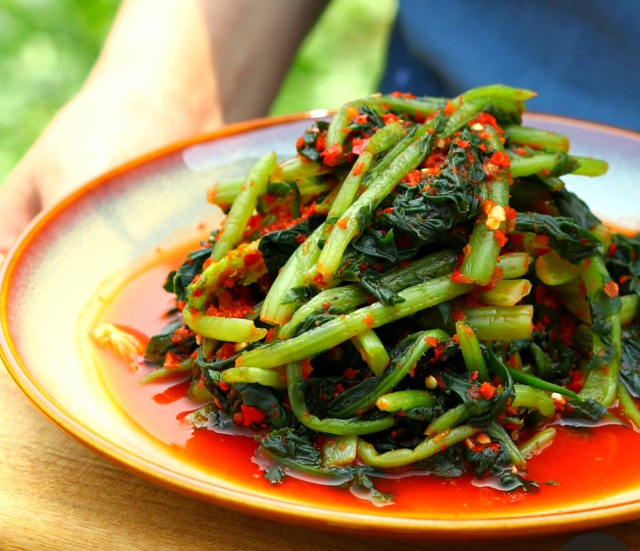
{"left": 1, "top": 365, "right": 639, "bottom": 551}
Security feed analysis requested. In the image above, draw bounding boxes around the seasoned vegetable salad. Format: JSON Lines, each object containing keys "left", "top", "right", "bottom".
{"left": 94, "top": 85, "right": 640, "bottom": 503}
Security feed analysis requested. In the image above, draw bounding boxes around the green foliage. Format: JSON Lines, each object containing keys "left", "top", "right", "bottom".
{"left": 607, "top": 233, "right": 640, "bottom": 299}
{"left": 620, "top": 324, "right": 640, "bottom": 398}
{"left": 515, "top": 213, "right": 603, "bottom": 264}
{"left": 164, "top": 242, "right": 213, "bottom": 302}
{"left": 258, "top": 214, "right": 324, "bottom": 273}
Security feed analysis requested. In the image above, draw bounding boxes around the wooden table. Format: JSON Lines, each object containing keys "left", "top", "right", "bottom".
{"left": 1, "top": 366, "right": 638, "bottom": 551}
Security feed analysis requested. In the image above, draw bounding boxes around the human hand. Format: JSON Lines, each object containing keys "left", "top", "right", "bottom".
{"left": 0, "top": 81, "right": 221, "bottom": 262}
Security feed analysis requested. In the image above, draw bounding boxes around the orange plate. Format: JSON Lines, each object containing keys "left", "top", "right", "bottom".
{"left": 1, "top": 112, "right": 640, "bottom": 540}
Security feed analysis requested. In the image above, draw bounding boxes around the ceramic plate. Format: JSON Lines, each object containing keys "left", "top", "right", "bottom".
{"left": 2, "top": 112, "right": 640, "bottom": 540}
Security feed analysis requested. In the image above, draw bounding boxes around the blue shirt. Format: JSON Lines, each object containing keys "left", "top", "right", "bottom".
{"left": 380, "top": 0, "right": 640, "bottom": 131}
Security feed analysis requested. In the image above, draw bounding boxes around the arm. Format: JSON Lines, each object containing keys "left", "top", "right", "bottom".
{"left": 0, "top": 0, "right": 325, "bottom": 257}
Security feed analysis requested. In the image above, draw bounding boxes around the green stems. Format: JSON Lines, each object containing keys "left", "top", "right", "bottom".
{"left": 535, "top": 250, "right": 580, "bottom": 286}
{"left": 579, "top": 255, "right": 622, "bottom": 407}
{"left": 285, "top": 362, "right": 394, "bottom": 436}
{"left": 279, "top": 249, "right": 459, "bottom": 340}
{"left": 328, "top": 330, "right": 449, "bottom": 419}
{"left": 617, "top": 382, "right": 640, "bottom": 430}
{"left": 260, "top": 224, "right": 325, "bottom": 325}
{"left": 512, "top": 384, "right": 556, "bottom": 417}
{"left": 139, "top": 359, "right": 193, "bottom": 384}
{"left": 620, "top": 295, "right": 639, "bottom": 325}
{"left": 497, "top": 253, "right": 533, "bottom": 279}
{"left": 476, "top": 279, "right": 532, "bottom": 306}
{"left": 458, "top": 306, "right": 534, "bottom": 341}
{"left": 375, "top": 390, "right": 436, "bottom": 413}
{"left": 221, "top": 366, "right": 286, "bottom": 389}
{"left": 211, "top": 152, "right": 277, "bottom": 261}
{"left": 455, "top": 321, "right": 489, "bottom": 382}
{"left": 518, "top": 428, "right": 556, "bottom": 458}
{"left": 508, "top": 368, "right": 581, "bottom": 401}
{"left": 509, "top": 152, "right": 608, "bottom": 178}
{"left": 351, "top": 330, "right": 389, "bottom": 377}
{"left": 208, "top": 178, "right": 333, "bottom": 210}
{"left": 327, "top": 122, "right": 405, "bottom": 223}
{"left": 187, "top": 240, "right": 264, "bottom": 311}
{"left": 317, "top": 119, "right": 437, "bottom": 279}
{"left": 486, "top": 421, "right": 527, "bottom": 469}
{"left": 425, "top": 402, "right": 488, "bottom": 435}
{"left": 357, "top": 425, "right": 478, "bottom": 469}
{"left": 183, "top": 309, "right": 267, "bottom": 343}
{"left": 459, "top": 124, "right": 510, "bottom": 285}
{"left": 504, "top": 125, "right": 569, "bottom": 152}
{"left": 237, "top": 276, "right": 467, "bottom": 368}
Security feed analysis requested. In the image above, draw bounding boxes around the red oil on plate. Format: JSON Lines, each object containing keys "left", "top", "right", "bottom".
{"left": 95, "top": 242, "right": 640, "bottom": 521}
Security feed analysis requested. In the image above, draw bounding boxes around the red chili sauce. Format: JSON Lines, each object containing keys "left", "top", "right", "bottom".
{"left": 95, "top": 244, "right": 640, "bottom": 520}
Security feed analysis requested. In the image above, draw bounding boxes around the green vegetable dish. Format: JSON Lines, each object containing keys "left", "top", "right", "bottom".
{"left": 103, "top": 85, "right": 640, "bottom": 502}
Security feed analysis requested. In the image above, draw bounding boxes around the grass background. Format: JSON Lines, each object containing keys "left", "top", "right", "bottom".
{"left": 0, "top": 0, "right": 397, "bottom": 183}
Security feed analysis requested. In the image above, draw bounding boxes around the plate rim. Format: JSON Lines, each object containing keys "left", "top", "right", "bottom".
{"left": 2, "top": 110, "right": 640, "bottom": 540}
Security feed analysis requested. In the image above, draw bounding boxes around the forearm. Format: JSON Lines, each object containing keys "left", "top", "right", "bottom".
{"left": 201, "top": 0, "right": 328, "bottom": 122}
{"left": 86, "top": 0, "right": 222, "bottom": 130}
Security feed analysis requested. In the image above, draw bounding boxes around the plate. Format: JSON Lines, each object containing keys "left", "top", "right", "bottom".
{"left": 2, "top": 111, "right": 640, "bottom": 540}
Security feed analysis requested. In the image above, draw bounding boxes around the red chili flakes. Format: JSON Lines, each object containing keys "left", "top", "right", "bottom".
{"left": 240, "top": 405, "right": 266, "bottom": 426}
{"left": 382, "top": 113, "right": 399, "bottom": 125}
{"left": 343, "top": 368, "right": 357, "bottom": 380}
{"left": 301, "top": 359, "right": 314, "bottom": 381}
{"left": 604, "top": 280, "right": 619, "bottom": 298}
{"left": 494, "top": 230, "right": 508, "bottom": 247}
{"left": 346, "top": 106, "right": 359, "bottom": 120}
{"left": 266, "top": 327, "right": 278, "bottom": 343}
{"left": 354, "top": 114, "right": 369, "bottom": 124}
{"left": 471, "top": 112, "right": 502, "bottom": 134}
{"left": 337, "top": 218, "right": 349, "bottom": 230}
{"left": 607, "top": 243, "right": 618, "bottom": 257}
{"left": 243, "top": 250, "right": 262, "bottom": 267}
{"left": 396, "top": 233, "right": 412, "bottom": 249}
{"left": 477, "top": 266, "right": 504, "bottom": 292}
{"left": 353, "top": 162, "right": 364, "bottom": 176}
{"left": 296, "top": 137, "right": 304, "bottom": 149}
{"left": 390, "top": 91, "right": 416, "bottom": 99}
{"left": 163, "top": 352, "right": 182, "bottom": 370}
{"left": 320, "top": 145, "right": 343, "bottom": 166}
{"left": 504, "top": 205, "right": 517, "bottom": 231}
{"left": 313, "top": 272, "right": 328, "bottom": 287}
{"left": 351, "top": 137, "right": 370, "bottom": 155}
{"left": 481, "top": 199, "right": 497, "bottom": 216}
{"left": 490, "top": 153, "right": 510, "bottom": 172}
{"left": 206, "top": 288, "right": 254, "bottom": 319}
{"left": 567, "top": 371, "right": 584, "bottom": 393}
{"left": 425, "top": 336, "right": 439, "bottom": 348}
{"left": 451, "top": 269, "right": 472, "bottom": 284}
{"left": 452, "top": 309, "right": 467, "bottom": 322}
{"left": 171, "top": 326, "right": 192, "bottom": 344}
{"left": 402, "top": 169, "right": 423, "bottom": 187}
{"left": 219, "top": 381, "right": 230, "bottom": 391}
{"left": 479, "top": 381, "right": 495, "bottom": 400}
{"left": 455, "top": 139, "right": 470, "bottom": 149}
{"left": 217, "top": 342, "right": 238, "bottom": 360}
{"left": 443, "top": 101, "right": 456, "bottom": 115}
{"left": 364, "top": 313, "right": 374, "bottom": 328}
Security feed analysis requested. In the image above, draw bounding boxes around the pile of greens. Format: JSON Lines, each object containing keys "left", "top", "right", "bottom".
{"left": 103, "top": 85, "right": 640, "bottom": 503}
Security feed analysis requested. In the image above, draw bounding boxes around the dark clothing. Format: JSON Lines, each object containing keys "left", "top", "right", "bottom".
{"left": 380, "top": 0, "right": 640, "bottom": 131}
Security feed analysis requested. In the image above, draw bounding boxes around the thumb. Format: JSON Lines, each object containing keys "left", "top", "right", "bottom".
{"left": 0, "top": 164, "right": 45, "bottom": 259}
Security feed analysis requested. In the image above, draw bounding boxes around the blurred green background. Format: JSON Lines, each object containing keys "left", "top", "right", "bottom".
{"left": 0, "top": 0, "right": 396, "bottom": 182}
